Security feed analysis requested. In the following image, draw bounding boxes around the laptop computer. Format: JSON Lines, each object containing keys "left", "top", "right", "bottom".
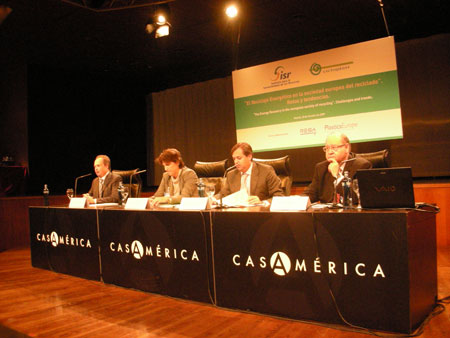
{"left": 355, "top": 167, "right": 415, "bottom": 209}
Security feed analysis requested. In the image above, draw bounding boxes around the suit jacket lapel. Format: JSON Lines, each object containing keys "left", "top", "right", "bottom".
{"left": 102, "top": 172, "right": 112, "bottom": 196}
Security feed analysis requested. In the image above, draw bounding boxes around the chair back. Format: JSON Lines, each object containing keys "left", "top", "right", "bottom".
{"left": 253, "top": 155, "right": 292, "bottom": 195}
{"left": 193, "top": 159, "right": 229, "bottom": 194}
{"left": 355, "top": 149, "right": 390, "bottom": 168}
{"left": 112, "top": 169, "right": 143, "bottom": 197}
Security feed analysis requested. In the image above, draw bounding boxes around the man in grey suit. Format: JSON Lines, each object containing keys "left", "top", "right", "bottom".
{"left": 84, "top": 155, "right": 122, "bottom": 204}
{"left": 220, "top": 142, "right": 283, "bottom": 205}
{"left": 304, "top": 133, "right": 372, "bottom": 203}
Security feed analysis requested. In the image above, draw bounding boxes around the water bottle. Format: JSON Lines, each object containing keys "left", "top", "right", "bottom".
{"left": 197, "top": 178, "right": 205, "bottom": 197}
{"left": 43, "top": 184, "right": 49, "bottom": 206}
{"left": 118, "top": 182, "right": 124, "bottom": 206}
{"left": 341, "top": 171, "right": 352, "bottom": 208}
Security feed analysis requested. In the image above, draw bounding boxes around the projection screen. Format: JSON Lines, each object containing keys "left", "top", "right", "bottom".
{"left": 232, "top": 36, "right": 403, "bottom": 152}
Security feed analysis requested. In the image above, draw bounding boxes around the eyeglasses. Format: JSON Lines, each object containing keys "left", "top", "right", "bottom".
{"left": 323, "top": 144, "right": 347, "bottom": 152}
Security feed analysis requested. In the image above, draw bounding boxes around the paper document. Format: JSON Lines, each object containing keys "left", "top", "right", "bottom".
{"left": 221, "top": 190, "right": 251, "bottom": 207}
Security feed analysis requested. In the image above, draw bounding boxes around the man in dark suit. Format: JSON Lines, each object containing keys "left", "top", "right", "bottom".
{"left": 220, "top": 142, "right": 283, "bottom": 205}
{"left": 84, "top": 155, "right": 122, "bottom": 204}
{"left": 304, "top": 133, "right": 372, "bottom": 203}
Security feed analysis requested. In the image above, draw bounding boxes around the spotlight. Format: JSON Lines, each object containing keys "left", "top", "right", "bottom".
{"left": 155, "top": 24, "right": 170, "bottom": 38}
{"left": 225, "top": 4, "right": 238, "bottom": 18}
{"left": 145, "top": 4, "right": 171, "bottom": 38}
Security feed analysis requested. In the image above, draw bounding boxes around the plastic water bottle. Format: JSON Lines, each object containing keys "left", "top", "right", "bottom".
{"left": 118, "top": 182, "right": 124, "bottom": 206}
{"left": 197, "top": 178, "right": 205, "bottom": 197}
{"left": 342, "top": 171, "right": 352, "bottom": 208}
{"left": 43, "top": 184, "right": 49, "bottom": 206}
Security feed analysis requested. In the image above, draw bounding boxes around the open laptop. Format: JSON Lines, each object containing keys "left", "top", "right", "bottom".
{"left": 355, "top": 167, "right": 415, "bottom": 209}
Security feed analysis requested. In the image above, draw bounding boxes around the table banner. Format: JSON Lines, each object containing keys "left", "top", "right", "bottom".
{"left": 99, "top": 210, "right": 213, "bottom": 303}
{"left": 212, "top": 211, "right": 428, "bottom": 333}
{"left": 29, "top": 207, "right": 100, "bottom": 281}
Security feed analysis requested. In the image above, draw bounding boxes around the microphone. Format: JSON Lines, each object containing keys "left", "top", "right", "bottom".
{"left": 341, "top": 157, "right": 356, "bottom": 164}
{"left": 223, "top": 165, "right": 236, "bottom": 178}
{"left": 74, "top": 173, "right": 92, "bottom": 197}
{"left": 133, "top": 169, "right": 147, "bottom": 176}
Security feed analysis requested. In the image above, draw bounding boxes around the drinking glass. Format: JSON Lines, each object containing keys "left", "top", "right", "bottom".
{"left": 353, "top": 179, "right": 361, "bottom": 209}
{"left": 66, "top": 188, "right": 74, "bottom": 201}
{"left": 205, "top": 184, "right": 215, "bottom": 200}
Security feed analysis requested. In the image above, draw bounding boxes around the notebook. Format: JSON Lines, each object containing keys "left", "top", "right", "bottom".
{"left": 355, "top": 167, "right": 415, "bottom": 209}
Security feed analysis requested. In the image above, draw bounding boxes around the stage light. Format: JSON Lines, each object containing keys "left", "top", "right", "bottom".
{"left": 145, "top": 4, "right": 171, "bottom": 38}
{"left": 156, "top": 14, "right": 166, "bottom": 24}
{"left": 155, "top": 24, "right": 169, "bottom": 38}
{"left": 225, "top": 4, "right": 238, "bottom": 18}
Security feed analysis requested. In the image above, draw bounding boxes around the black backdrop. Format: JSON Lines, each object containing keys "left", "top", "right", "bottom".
{"left": 27, "top": 66, "right": 148, "bottom": 194}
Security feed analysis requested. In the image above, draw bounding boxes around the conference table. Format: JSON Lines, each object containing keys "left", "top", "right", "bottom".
{"left": 29, "top": 204, "right": 437, "bottom": 334}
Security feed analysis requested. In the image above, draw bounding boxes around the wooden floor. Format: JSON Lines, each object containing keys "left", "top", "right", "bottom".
{"left": 0, "top": 247, "right": 449, "bottom": 338}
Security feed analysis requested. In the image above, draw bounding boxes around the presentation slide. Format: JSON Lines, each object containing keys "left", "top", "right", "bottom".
{"left": 232, "top": 36, "right": 403, "bottom": 152}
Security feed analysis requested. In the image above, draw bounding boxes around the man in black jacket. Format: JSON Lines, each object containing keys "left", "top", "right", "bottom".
{"left": 304, "top": 134, "right": 372, "bottom": 203}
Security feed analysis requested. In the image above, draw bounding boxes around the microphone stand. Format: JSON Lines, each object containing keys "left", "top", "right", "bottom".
{"left": 74, "top": 173, "right": 92, "bottom": 197}
{"left": 216, "top": 165, "right": 236, "bottom": 209}
{"left": 130, "top": 169, "right": 147, "bottom": 197}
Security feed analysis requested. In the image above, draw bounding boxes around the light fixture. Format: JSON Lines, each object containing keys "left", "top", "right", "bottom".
{"left": 225, "top": 4, "right": 238, "bottom": 18}
{"left": 145, "top": 4, "right": 171, "bottom": 38}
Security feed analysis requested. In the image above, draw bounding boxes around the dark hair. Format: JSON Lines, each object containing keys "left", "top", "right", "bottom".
{"left": 156, "top": 148, "right": 184, "bottom": 168}
{"left": 95, "top": 155, "right": 111, "bottom": 169}
{"left": 231, "top": 142, "right": 253, "bottom": 157}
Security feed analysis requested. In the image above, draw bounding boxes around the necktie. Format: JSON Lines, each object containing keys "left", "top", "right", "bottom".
{"left": 99, "top": 178, "right": 104, "bottom": 197}
{"left": 240, "top": 173, "right": 249, "bottom": 194}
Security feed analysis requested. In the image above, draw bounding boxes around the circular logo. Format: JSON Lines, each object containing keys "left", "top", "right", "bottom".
{"left": 131, "top": 240, "right": 144, "bottom": 259}
{"left": 310, "top": 63, "right": 321, "bottom": 75}
{"left": 270, "top": 251, "right": 291, "bottom": 276}
{"left": 50, "top": 231, "right": 59, "bottom": 247}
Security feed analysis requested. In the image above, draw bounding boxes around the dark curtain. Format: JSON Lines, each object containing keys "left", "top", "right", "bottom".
{"left": 150, "top": 77, "right": 236, "bottom": 185}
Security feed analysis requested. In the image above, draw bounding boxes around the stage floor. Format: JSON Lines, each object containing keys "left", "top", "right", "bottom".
{"left": 1, "top": 247, "right": 449, "bottom": 337}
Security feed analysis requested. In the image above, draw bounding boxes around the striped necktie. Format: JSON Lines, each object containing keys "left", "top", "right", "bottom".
{"left": 99, "top": 178, "right": 104, "bottom": 197}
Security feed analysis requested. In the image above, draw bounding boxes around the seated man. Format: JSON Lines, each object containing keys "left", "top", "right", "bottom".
{"left": 84, "top": 155, "right": 122, "bottom": 204}
{"left": 149, "top": 148, "right": 198, "bottom": 207}
{"left": 219, "top": 142, "right": 283, "bottom": 205}
{"left": 304, "top": 133, "right": 372, "bottom": 203}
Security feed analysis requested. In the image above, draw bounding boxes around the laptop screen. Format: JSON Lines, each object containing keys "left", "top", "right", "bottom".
{"left": 356, "top": 167, "right": 415, "bottom": 209}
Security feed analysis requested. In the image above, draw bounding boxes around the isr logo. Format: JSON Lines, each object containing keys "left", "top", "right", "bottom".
{"left": 272, "top": 66, "right": 291, "bottom": 81}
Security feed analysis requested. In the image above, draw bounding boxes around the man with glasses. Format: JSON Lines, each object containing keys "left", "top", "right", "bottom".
{"left": 304, "top": 133, "right": 372, "bottom": 203}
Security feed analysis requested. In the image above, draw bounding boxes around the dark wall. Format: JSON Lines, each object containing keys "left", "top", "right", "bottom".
{"left": 0, "top": 44, "right": 28, "bottom": 168}
{"left": 26, "top": 66, "right": 148, "bottom": 195}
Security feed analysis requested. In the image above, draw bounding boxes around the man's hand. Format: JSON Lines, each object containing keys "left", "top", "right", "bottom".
{"left": 248, "top": 195, "right": 262, "bottom": 205}
{"left": 83, "top": 194, "right": 95, "bottom": 204}
{"left": 327, "top": 159, "right": 339, "bottom": 178}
